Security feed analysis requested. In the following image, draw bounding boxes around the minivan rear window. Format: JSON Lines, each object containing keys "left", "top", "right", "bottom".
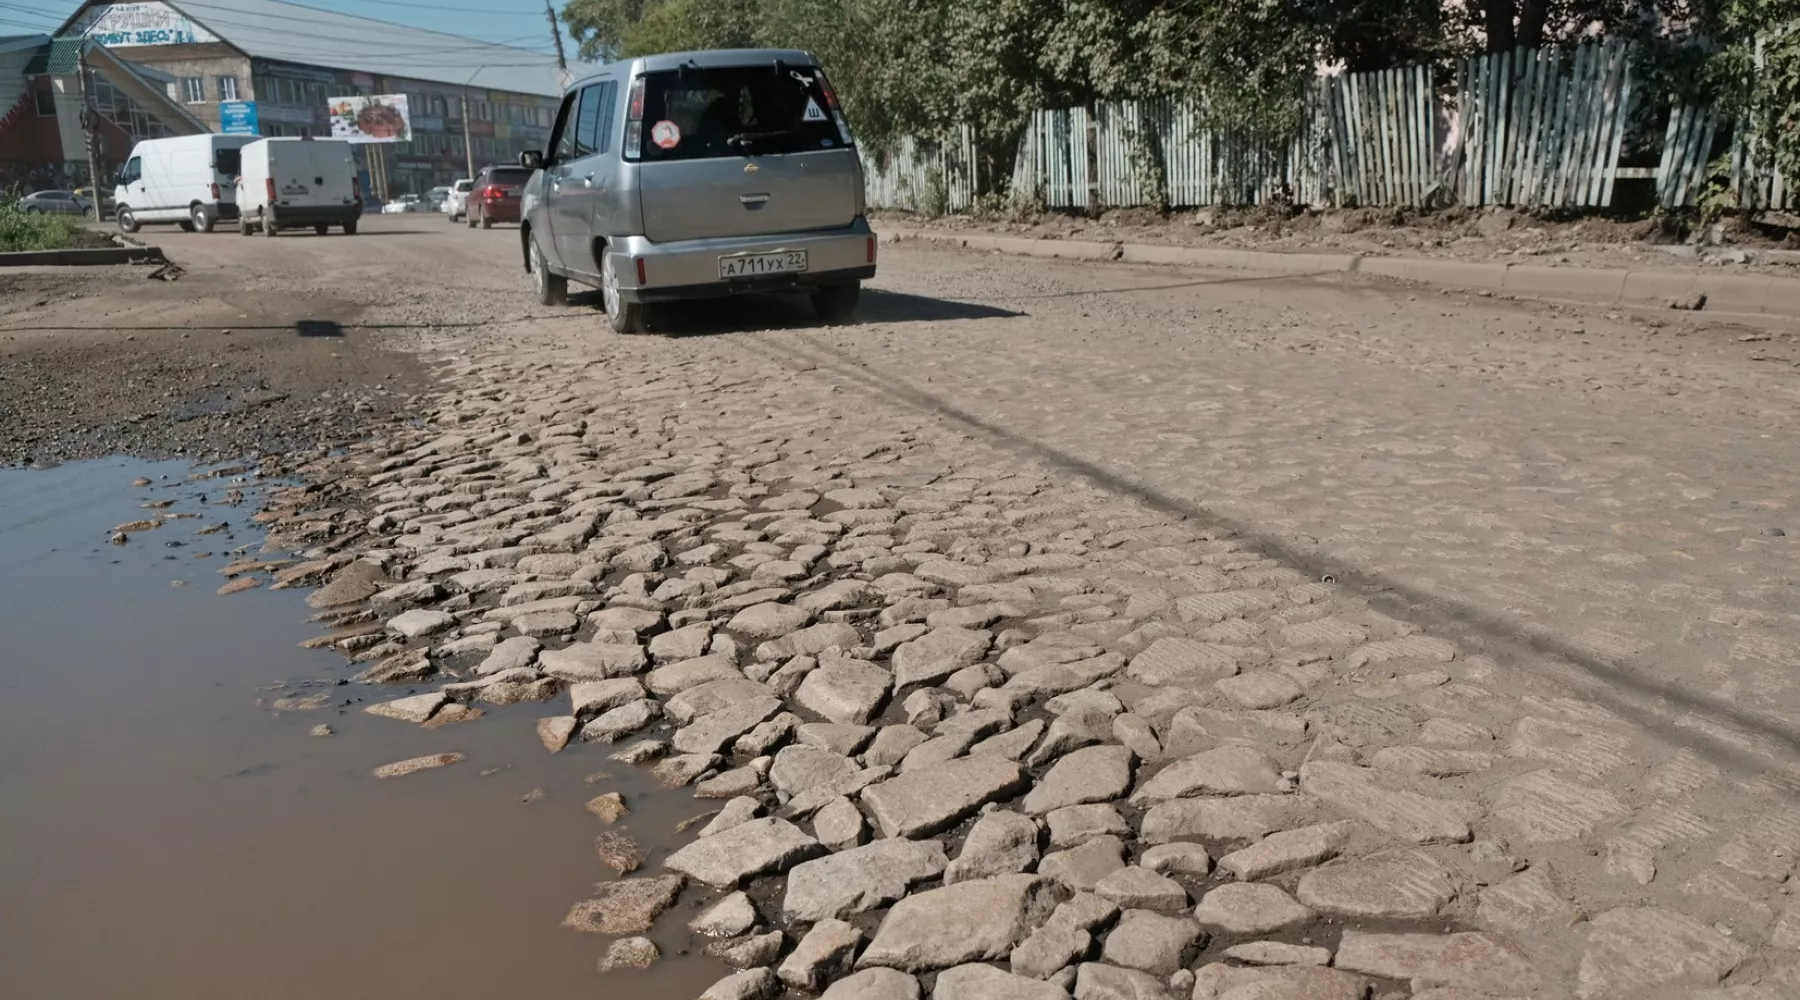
{"left": 635, "top": 65, "right": 847, "bottom": 162}
{"left": 214, "top": 148, "right": 241, "bottom": 175}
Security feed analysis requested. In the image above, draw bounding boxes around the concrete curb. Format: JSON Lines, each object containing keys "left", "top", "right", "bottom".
{"left": 881, "top": 227, "right": 1800, "bottom": 319}
{"left": 0, "top": 244, "right": 167, "bottom": 267}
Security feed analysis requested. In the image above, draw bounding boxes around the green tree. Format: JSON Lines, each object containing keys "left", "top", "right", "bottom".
{"left": 560, "top": 0, "right": 652, "bottom": 62}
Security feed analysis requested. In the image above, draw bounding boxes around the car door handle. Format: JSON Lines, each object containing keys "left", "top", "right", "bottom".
{"left": 739, "top": 194, "right": 769, "bottom": 206}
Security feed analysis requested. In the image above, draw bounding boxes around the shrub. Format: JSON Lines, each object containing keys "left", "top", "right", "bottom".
{"left": 0, "top": 193, "right": 81, "bottom": 253}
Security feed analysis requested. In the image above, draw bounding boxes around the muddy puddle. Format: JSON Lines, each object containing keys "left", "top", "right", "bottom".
{"left": 0, "top": 458, "right": 724, "bottom": 999}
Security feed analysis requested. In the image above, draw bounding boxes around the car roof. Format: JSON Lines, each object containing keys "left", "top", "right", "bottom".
{"left": 567, "top": 48, "right": 819, "bottom": 90}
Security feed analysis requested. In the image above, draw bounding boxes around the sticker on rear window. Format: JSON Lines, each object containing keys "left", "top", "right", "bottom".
{"left": 802, "top": 98, "right": 827, "bottom": 122}
{"left": 651, "top": 120, "right": 681, "bottom": 149}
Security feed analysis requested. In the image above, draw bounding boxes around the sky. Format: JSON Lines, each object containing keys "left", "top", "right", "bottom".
{"left": 1, "top": 0, "right": 578, "bottom": 63}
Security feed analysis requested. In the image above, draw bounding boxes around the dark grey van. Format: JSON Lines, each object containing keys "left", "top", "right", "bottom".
{"left": 518, "top": 49, "right": 877, "bottom": 333}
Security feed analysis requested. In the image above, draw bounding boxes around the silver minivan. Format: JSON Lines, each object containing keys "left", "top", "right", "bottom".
{"left": 518, "top": 49, "right": 877, "bottom": 333}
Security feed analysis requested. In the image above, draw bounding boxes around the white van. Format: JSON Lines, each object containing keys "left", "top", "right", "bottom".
{"left": 113, "top": 133, "right": 257, "bottom": 234}
{"left": 234, "top": 137, "right": 362, "bottom": 237}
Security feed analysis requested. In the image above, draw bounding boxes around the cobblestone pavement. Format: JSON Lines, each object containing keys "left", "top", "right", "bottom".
{"left": 258, "top": 243, "right": 1800, "bottom": 1000}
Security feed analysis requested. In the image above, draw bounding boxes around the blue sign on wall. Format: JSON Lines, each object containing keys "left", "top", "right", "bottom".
{"left": 219, "top": 101, "right": 260, "bottom": 135}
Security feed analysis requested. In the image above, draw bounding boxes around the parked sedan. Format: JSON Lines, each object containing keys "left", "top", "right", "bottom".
{"left": 382, "top": 194, "right": 423, "bottom": 214}
{"left": 72, "top": 186, "right": 114, "bottom": 218}
{"left": 466, "top": 165, "right": 532, "bottom": 230}
{"left": 17, "top": 190, "right": 92, "bottom": 216}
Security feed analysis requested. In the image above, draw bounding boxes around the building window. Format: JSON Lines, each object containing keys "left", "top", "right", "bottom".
{"left": 34, "top": 89, "right": 54, "bottom": 116}
{"left": 180, "top": 76, "right": 205, "bottom": 103}
{"left": 216, "top": 76, "right": 238, "bottom": 102}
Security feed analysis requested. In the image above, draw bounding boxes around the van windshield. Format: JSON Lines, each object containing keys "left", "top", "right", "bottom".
{"left": 636, "top": 65, "right": 847, "bottom": 162}
{"left": 214, "top": 148, "right": 241, "bottom": 175}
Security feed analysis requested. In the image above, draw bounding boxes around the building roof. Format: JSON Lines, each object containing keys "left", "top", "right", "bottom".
{"left": 60, "top": 0, "right": 584, "bottom": 98}
{"left": 25, "top": 36, "right": 87, "bottom": 75}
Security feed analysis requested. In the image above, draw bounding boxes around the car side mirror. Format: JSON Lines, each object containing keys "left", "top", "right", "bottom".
{"left": 519, "top": 150, "right": 543, "bottom": 170}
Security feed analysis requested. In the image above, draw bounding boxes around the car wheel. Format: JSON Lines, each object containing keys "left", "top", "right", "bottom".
{"left": 238, "top": 215, "right": 252, "bottom": 236}
{"left": 447, "top": 212, "right": 458, "bottom": 224}
{"left": 343, "top": 219, "right": 357, "bottom": 235}
{"left": 466, "top": 214, "right": 477, "bottom": 229}
{"left": 601, "top": 251, "right": 645, "bottom": 334}
{"left": 812, "top": 281, "right": 862, "bottom": 323}
{"left": 117, "top": 206, "right": 140, "bottom": 233}
{"left": 191, "top": 205, "right": 214, "bottom": 233}
{"left": 22, "top": 205, "right": 38, "bottom": 214}
{"left": 314, "top": 223, "right": 328, "bottom": 235}
{"left": 480, "top": 214, "right": 494, "bottom": 230}
{"left": 531, "top": 237, "right": 567, "bottom": 306}
{"left": 262, "top": 211, "right": 278, "bottom": 237}
{"left": 178, "top": 219, "right": 195, "bottom": 232}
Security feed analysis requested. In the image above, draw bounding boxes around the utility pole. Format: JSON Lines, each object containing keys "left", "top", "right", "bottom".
{"left": 545, "top": 1, "right": 567, "bottom": 75}
{"left": 75, "top": 44, "right": 103, "bottom": 221}
{"left": 460, "top": 92, "right": 475, "bottom": 181}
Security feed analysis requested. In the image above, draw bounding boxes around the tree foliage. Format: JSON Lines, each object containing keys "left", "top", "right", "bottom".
{"left": 558, "top": 0, "right": 1800, "bottom": 193}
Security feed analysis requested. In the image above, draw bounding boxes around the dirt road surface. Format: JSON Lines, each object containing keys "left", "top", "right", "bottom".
{"left": 6, "top": 214, "right": 1800, "bottom": 999}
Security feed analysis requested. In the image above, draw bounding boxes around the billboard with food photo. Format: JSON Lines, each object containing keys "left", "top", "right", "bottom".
{"left": 327, "top": 94, "right": 412, "bottom": 144}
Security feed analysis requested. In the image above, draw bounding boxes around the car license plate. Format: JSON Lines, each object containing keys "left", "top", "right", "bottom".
{"left": 719, "top": 250, "right": 808, "bottom": 279}
{"left": 499, "top": 187, "right": 519, "bottom": 196}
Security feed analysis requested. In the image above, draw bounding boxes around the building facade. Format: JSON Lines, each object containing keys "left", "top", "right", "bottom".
{"left": 0, "top": 33, "right": 205, "bottom": 192}
{"left": 48, "top": 0, "right": 571, "bottom": 196}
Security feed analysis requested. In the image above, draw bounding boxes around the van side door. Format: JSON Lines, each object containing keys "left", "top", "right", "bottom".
{"left": 548, "top": 80, "right": 616, "bottom": 281}
{"left": 118, "top": 154, "right": 145, "bottom": 213}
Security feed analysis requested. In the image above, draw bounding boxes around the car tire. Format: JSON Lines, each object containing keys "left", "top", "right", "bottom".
{"left": 191, "top": 205, "right": 214, "bottom": 233}
{"left": 812, "top": 281, "right": 861, "bottom": 323}
{"left": 466, "top": 214, "right": 477, "bottom": 229}
{"left": 447, "top": 212, "right": 457, "bottom": 224}
{"left": 480, "top": 214, "right": 494, "bottom": 230}
{"left": 262, "top": 211, "right": 278, "bottom": 237}
{"left": 238, "top": 215, "right": 252, "bottom": 236}
{"left": 22, "top": 205, "right": 38, "bottom": 214}
{"left": 117, "top": 206, "right": 140, "bottom": 233}
{"left": 343, "top": 219, "right": 357, "bottom": 235}
{"left": 314, "top": 223, "right": 328, "bottom": 235}
{"left": 178, "top": 220, "right": 195, "bottom": 232}
{"left": 601, "top": 251, "right": 645, "bottom": 334}
{"left": 530, "top": 237, "right": 567, "bottom": 306}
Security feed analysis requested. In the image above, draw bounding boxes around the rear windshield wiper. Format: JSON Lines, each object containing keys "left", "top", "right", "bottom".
{"left": 726, "top": 130, "right": 797, "bottom": 150}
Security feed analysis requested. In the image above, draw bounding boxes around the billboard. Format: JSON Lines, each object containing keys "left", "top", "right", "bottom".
{"left": 72, "top": 2, "right": 219, "bottom": 46}
{"left": 327, "top": 94, "right": 411, "bottom": 144}
{"left": 219, "top": 101, "right": 260, "bottom": 135}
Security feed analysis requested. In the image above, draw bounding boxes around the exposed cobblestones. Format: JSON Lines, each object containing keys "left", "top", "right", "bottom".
{"left": 244, "top": 245, "right": 1800, "bottom": 999}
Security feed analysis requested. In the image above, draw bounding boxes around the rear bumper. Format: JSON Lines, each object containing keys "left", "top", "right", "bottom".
{"left": 613, "top": 218, "right": 877, "bottom": 303}
{"left": 271, "top": 204, "right": 363, "bottom": 225}
{"left": 477, "top": 200, "right": 522, "bottom": 222}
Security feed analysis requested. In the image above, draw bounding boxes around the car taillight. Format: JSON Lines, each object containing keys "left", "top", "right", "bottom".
{"left": 353, "top": 177, "right": 361, "bottom": 201}
{"left": 265, "top": 178, "right": 275, "bottom": 201}
{"left": 867, "top": 235, "right": 876, "bottom": 264}
{"left": 624, "top": 76, "right": 644, "bottom": 159}
{"left": 210, "top": 182, "right": 219, "bottom": 200}
{"left": 816, "top": 71, "right": 854, "bottom": 146}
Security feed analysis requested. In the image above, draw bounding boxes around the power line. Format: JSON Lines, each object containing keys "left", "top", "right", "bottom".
{"left": 165, "top": 4, "right": 556, "bottom": 54}
{"left": 0, "top": 15, "right": 56, "bottom": 32}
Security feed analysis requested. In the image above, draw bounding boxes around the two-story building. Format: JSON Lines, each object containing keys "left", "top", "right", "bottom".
{"left": 48, "top": 0, "right": 575, "bottom": 195}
